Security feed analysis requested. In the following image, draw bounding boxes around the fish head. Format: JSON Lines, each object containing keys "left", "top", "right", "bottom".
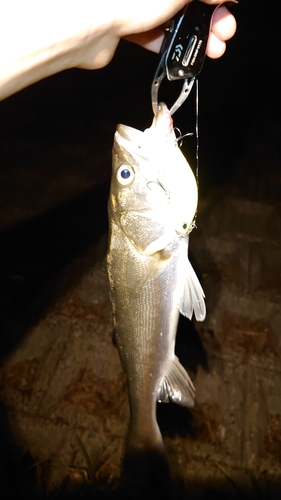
{"left": 109, "top": 103, "right": 198, "bottom": 253}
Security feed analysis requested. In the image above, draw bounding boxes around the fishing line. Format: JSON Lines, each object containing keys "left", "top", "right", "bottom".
{"left": 191, "top": 78, "right": 199, "bottom": 231}
{"left": 195, "top": 78, "right": 199, "bottom": 189}
{"left": 173, "top": 79, "right": 199, "bottom": 231}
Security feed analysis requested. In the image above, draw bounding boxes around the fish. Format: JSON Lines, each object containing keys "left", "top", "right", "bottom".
{"left": 107, "top": 102, "right": 206, "bottom": 460}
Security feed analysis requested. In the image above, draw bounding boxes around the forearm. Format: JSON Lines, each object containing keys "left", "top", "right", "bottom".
{"left": 0, "top": 1, "right": 118, "bottom": 100}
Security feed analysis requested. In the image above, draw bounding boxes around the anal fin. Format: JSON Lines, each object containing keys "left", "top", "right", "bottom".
{"left": 157, "top": 357, "right": 195, "bottom": 408}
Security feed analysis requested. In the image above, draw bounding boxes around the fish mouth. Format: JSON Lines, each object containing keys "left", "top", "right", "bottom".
{"left": 117, "top": 124, "right": 143, "bottom": 142}
{"left": 116, "top": 124, "right": 144, "bottom": 146}
{"left": 115, "top": 124, "right": 148, "bottom": 158}
{"left": 115, "top": 104, "right": 175, "bottom": 156}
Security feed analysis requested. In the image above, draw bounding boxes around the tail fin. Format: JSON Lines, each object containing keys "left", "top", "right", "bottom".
{"left": 123, "top": 434, "right": 171, "bottom": 500}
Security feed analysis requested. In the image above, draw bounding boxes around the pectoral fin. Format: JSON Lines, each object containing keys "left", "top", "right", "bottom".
{"left": 179, "top": 258, "right": 206, "bottom": 321}
{"left": 157, "top": 357, "right": 195, "bottom": 408}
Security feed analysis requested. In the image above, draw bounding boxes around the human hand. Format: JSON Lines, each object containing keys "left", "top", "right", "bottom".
{"left": 76, "top": 0, "right": 236, "bottom": 71}
{"left": 0, "top": 1, "right": 236, "bottom": 100}
{"left": 121, "top": 1, "right": 237, "bottom": 60}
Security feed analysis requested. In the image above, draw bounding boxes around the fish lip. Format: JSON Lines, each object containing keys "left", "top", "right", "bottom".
{"left": 115, "top": 125, "right": 147, "bottom": 159}
{"left": 116, "top": 124, "right": 144, "bottom": 145}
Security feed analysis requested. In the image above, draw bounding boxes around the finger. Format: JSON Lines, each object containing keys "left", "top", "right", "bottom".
{"left": 206, "top": 31, "right": 226, "bottom": 59}
{"left": 211, "top": 6, "right": 237, "bottom": 41}
{"left": 124, "top": 4, "right": 236, "bottom": 57}
{"left": 124, "top": 28, "right": 164, "bottom": 53}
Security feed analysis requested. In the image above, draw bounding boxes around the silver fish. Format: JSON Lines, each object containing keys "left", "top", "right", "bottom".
{"left": 107, "top": 103, "right": 206, "bottom": 456}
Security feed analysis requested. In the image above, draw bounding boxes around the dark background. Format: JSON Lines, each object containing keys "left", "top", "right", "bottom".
{"left": 0, "top": 0, "right": 280, "bottom": 498}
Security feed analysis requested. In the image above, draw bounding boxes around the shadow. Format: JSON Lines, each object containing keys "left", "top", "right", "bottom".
{"left": 157, "top": 402, "right": 195, "bottom": 441}
{"left": 176, "top": 315, "right": 209, "bottom": 374}
{"left": 0, "top": 400, "right": 42, "bottom": 500}
{"left": 121, "top": 447, "right": 172, "bottom": 500}
{"left": 0, "top": 184, "right": 110, "bottom": 497}
{"left": 0, "top": 183, "right": 109, "bottom": 364}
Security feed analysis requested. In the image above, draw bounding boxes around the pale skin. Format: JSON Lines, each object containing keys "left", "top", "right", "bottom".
{"left": 0, "top": 0, "right": 236, "bottom": 101}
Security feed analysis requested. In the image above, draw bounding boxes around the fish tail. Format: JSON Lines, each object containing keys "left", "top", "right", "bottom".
{"left": 122, "top": 431, "right": 171, "bottom": 500}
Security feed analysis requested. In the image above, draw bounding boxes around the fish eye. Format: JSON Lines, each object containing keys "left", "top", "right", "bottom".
{"left": 116, "top": 164, "right": 135, "bottom": 186}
